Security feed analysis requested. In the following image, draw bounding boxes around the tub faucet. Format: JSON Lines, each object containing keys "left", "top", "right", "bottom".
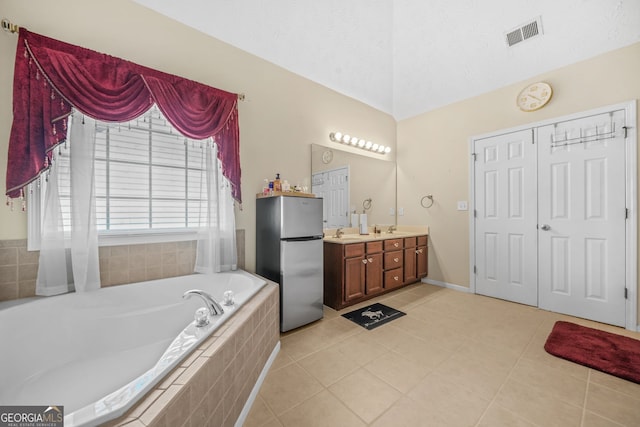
{"left": 334, "top": 228, "right": 344, "bottom": 238}
{"left": 183, "top": 289, "right": 225, "bottom": 317}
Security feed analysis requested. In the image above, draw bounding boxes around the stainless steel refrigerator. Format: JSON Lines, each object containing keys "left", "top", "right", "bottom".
{"left": 256, "top": 196, "right": 324, "bottom": 332}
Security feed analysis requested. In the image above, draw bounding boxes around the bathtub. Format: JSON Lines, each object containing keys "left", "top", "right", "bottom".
{"left": 0, "top": 270, "right": 267, "bottom": 427}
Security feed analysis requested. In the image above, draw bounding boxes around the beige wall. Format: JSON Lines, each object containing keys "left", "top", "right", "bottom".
{"left": 397, "top": 42, "right": 640, "bottom": 296}
{"left": 0, "top": 0, "right": 396, "bottom": 272}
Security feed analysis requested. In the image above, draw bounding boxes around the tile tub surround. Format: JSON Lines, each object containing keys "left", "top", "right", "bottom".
{"left": 104, "top": 280, "right": 279, "bottom": 427}
{"left": 0, "top": 229, "right": 245, "bottom": 302}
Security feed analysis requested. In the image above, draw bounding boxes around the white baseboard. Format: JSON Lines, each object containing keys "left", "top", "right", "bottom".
{"left": 421, "top": 277, "right": 470, "bottom": 293}
{"left": 235, "top": 340, "right": 280, "bottom": 427}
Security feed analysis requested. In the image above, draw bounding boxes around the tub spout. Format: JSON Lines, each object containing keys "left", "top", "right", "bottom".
{"left": 183, "top": 289, "right": 225, "bottom": 318}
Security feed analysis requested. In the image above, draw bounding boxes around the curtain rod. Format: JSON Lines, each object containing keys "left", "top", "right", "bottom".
{"left": 1, "top": 18, "right": 19, "bottom": 33}
{"left": 0, "top": 18, "right": 246, "bottom": 101}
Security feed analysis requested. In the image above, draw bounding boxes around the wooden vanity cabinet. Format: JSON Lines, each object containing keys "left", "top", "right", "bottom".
{"left": 403, "top": 237, "right": 417, "bottom": 285}
{"left": 364, "top": 241, "right": 384, "bottom": 295}
{"left": 403, "top": 235, "right": 429, "bottom": 284}
{"left": 383, "top": 238, "right": 404, "bottom": 290}
{"left": 342, "top": 243, "right": 366, "bottom": 303}
{"left": 323, "top": 234, "right": 428, "bottom": 310}
{"left": 416, "top": 235, "right": 429, "bottom": 278}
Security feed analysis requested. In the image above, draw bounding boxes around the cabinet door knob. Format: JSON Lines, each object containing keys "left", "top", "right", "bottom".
{"left": 416, "top": 249, "right": 423, "bottom": 254}
{"left": 362, "top": 259, "right": 368, "bottom": 264}
{"left": 394, "top": 257, "right": 399, "bottom": 262}
{"left": 368, "top": 258, "right": 374, "bottom": 263}
{"left": 394, "top": 242, "right": 399, "bottom": 247}
{"left": 394, "top": 276, "right": 399, "bottom": 281}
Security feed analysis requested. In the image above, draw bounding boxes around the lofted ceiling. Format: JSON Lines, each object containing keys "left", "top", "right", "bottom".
{"left": 133, "top": 0, "right": 640, "bottom": 120}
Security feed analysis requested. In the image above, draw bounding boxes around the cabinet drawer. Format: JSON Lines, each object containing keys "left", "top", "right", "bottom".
{"left": 404, "top": 237, "right": 416, "bottom": 247}
{"left": 384, "top": 239, "right": 403, "bottom": 251}
{"left": 384, "top": 268, "right": 403, "bottom": 289}
{"left": 344, "top": 243, "right": 365, "bottom": 258}
{"left": 417, "top": 235, "right": 428, "bottom": 246}
{"left": 366, "top": 241, "right": 383, "bottom": 254}
{"left": 384, "top": 250, "right": 403, "bottom": 269}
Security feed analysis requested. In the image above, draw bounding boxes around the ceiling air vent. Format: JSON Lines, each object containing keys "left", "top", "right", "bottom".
{"left": 505, "top": 16, "right": 543, "bottom": 47}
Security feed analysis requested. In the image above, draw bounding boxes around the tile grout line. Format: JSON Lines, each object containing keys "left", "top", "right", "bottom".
{"left": 473, "top": 321, "right": 548, "bottom": 427}
{"left": 264, "top": 359, "right": 326, "bottom": 425}
{"left": 579, "top": 369, "right": 591, "bottom": 427}
{"left": 284, "top": 358, "right": 364, "bottom": 426}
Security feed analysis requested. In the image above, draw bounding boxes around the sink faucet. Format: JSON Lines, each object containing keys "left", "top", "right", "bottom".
{"left": 183, "top": 289, "right": 225, "bottom": 317}
{"left": 334, "top": 228, "right": 344, "bottom": 238}
{"left": 387, "top": 225, "right": 397, "bottom": 234}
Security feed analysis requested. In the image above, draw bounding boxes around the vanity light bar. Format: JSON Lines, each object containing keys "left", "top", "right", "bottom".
{"left": 329, "top": 132, "right": 391, "bottom": 154}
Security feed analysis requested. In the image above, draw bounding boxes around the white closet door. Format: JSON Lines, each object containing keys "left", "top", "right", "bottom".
{"left": 474, "top": 129, "right": 538, "bottom": 306}
{"left": 538, "top": 111, "right": 627, "bottom": 326}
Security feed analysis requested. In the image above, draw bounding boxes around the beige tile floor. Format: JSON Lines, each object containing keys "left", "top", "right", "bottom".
{"left": 244, "top": 283, "right": 640, "bottom": 427}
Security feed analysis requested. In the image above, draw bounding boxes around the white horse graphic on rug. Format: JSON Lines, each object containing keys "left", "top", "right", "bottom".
{"left": 361, "top": 308, "right": 384, "bottom": 320}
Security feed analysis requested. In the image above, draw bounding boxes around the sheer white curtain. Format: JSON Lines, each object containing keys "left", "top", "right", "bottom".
{"left": 195, "top": 143, "right": 237, "bottom": 274}
{"left": 35, "top": 151, "right": 69, "bottom": 296}
{"left": 36, "top": 114, "right": 101, "bottom": 295}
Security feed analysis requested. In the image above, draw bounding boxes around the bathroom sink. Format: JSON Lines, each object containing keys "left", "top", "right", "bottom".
{"left": 333, "top": 234, "right": 365, "bottom": 242}
{"left": 324, "top": 234, "right": 365, "bottom": 242}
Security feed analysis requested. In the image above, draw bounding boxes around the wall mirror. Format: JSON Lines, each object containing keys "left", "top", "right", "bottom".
{"left": 311, "top": 143, "right": 396, "bottom": 229}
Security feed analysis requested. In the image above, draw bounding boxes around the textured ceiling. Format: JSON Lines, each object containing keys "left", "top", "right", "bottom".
{"left": 134, "top": 0, "right": 640, "bottom": 120}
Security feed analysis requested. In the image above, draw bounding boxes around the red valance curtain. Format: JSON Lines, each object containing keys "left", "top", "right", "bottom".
{"left": 6, "top": 28, "right": 242, "bottom": 203}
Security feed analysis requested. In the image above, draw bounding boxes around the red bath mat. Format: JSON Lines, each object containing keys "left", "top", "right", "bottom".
{"left": 544, "top": 321, "right": 640, "bottom": 384}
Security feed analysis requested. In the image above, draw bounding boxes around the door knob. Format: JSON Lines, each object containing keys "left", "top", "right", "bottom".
{"left": 540, "top": 224, "right": 551, "bottom": 231}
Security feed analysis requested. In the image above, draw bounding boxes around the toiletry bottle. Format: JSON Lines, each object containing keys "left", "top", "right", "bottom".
{"left": 268, "top": 180, "right": 274, "bottom": 195}
{"left": 274, "top": 173, "right": 282, "bottom": 192}
{"left": 263, "top": 179, "right": 270, "bottom": 196}
{"left": 282, "top": 180, "right": 291, "bottom": 192}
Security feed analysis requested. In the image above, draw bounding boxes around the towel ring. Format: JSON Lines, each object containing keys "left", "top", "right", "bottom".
{"left": 421, "top": 194, "right": 434, "bottom": 208}
{"left": 363, "top": 198, "right": 372, "bottom": 211}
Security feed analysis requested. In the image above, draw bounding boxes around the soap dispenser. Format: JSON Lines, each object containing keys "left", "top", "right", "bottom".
{"left": 274, "top": 173, "right": 282, "bottom": 192}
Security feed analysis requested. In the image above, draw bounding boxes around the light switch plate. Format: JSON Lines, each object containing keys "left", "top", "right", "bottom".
{"left": 389, "top": 207, "right": 395, "bottom": 216}
{"left": 398, "top": 207, "right": 405, "bottom": 216}
{"left": 457, "top": 201, "right": 468, "bottom": 211}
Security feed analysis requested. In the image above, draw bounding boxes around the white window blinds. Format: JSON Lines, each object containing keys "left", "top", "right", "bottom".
{"left": 54, "top": 105, "right": 210, "bottom": 233}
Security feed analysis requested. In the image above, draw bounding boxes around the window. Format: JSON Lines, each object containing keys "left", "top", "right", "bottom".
{"left": 28, "top": 106, "right": 214, "bottom": 248}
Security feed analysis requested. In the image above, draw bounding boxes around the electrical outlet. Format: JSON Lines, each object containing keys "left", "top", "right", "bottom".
{"left": 457, "top": 201, "right": 468, "bottom": 211}
{"left": 389, "top": 207, "right": 395, "bottom": 215}
{"left": 398, "top": 207, "right": 405, "bottom": 216}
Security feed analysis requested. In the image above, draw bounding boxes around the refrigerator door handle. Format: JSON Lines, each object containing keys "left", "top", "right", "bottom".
{"left": 282, "top": 236, "right": 323, "bottom": 242}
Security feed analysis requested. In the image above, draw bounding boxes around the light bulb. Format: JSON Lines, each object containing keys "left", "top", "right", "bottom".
{"left": 384, "top": 146, "right": 391, "bottom": 153}
{"left": 342, "top": 134, "right": 351, "bottom": 143}
{"left": 365, "top": 141, "right": 373, "bottom": 149}
{"left": 372, "top": 143, "right": 379, "bottom": 151}
{"left": 357, "top": 139, "right": 366, "bottom": 147}
{"left": 377, "top": 145, "right": 385, "bottom": 153}
{"left": 350, "top": 136, "right": 358, "bottom": 145}
{"left": 332, "top": 132, "right": 342, "bottom": 142}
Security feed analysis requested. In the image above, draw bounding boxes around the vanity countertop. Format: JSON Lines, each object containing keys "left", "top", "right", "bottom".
{"left": 323, "top": 226, "right": 429, "bottom": 244}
